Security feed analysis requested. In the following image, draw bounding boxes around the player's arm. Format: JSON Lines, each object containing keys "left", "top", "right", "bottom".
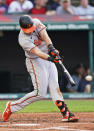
{"left": 39, "top": 29, "right": 59, "bottom": 57}
{"left": 30, "top": 46, "right": 60, "bottom": 63}
{"left": 35, "top": 19, "right": 59, "bottom": 57}
{"left": 39, "top": 28, "right": 52, "bottom": 46}
{"left": 30, "top": 46, "right": 49, "bottom": 60}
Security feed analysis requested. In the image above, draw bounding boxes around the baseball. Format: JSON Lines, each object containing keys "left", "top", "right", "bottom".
{"left": 85, "top": 75, "right": 92, "bottom": 81}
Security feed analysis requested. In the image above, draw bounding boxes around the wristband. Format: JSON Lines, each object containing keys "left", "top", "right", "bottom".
{"left": 48, "top": 44, "right": 55, "bottom": 50}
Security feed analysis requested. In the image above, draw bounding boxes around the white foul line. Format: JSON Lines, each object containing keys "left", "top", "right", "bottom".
{"left": 0, "top": 124, "right": 92, "bottom": 131}
{"left": 12, "top": 123, "right": 40, "bottom": 127}
{"left": 33, "top": 126, "right": 91, "bottom": 131}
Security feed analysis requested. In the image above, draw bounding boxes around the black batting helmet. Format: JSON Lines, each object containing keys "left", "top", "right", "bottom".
{"left": 19, "top": 15, "right": 36, "bottom": 34}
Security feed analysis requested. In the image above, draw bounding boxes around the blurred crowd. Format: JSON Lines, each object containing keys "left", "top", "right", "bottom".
{"left": 0, "top": 0, "right": 94, "bottom": 15}
{"left": 59, "top": 63, "right": 93, "bottom": 93}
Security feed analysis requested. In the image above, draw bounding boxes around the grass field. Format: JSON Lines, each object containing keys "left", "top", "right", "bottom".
{"left": 0, "top": 100, "right": 94, "bottom": 113}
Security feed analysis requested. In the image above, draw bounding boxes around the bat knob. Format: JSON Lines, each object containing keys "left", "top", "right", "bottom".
{"left": 71, "top": 83, "right": 76, "bottom": 87}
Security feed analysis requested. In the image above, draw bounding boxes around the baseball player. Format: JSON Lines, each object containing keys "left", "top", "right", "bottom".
{"left": 3, "top": 15, "right": 79, "bottom": 122}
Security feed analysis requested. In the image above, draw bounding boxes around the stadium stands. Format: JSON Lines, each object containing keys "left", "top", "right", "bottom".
{"left": 0, "top": 0, "right": 94, "bottom": 15}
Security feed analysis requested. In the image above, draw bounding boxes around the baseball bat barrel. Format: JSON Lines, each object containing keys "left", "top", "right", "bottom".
{"left": 59, "top": 60, "right": 75, "bottom": 86}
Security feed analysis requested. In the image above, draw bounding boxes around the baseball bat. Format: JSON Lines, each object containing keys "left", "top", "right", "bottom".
{"left": 59, "top": 60, "right": 76, "bottom": 86}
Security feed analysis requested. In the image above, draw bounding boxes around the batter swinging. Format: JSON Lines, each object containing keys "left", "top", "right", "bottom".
{"left": 3, "top": 15, "right": 79, "bottom": 122}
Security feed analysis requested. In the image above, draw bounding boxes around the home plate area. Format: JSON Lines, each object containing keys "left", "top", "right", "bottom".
{"left": 0, "top": 113, "right": 94, "bottom": 131}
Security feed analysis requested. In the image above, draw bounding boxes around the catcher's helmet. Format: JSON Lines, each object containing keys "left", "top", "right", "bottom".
{"left": 19, "top": 15, "right": 36, "bottom": 34}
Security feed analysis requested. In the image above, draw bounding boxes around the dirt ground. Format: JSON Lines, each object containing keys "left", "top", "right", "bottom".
{"left": 0, "top": 113, "right": 94, "bottom": 131}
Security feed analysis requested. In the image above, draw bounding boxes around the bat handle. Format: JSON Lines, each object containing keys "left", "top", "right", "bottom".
{"left": 59, "top": 60, "right": 63, "bottom": 65}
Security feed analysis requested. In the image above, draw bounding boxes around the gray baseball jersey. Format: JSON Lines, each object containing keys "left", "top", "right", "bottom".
{"left": 18, "top": 18, "right": 48, "bottom": 59}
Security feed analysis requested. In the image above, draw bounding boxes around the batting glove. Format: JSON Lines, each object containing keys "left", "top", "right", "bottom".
{"left": 48, "top": 56, "right": 62, "bottom": 63}
{"left": 48, "top": 44, "right": 59, "bottom": 57}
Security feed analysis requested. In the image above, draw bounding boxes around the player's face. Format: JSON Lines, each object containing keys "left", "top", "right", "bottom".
{"left": 81, "top": 0, "right": 88, "bottom": 8}
{"left": 22, "top": 25, "right": 36, "bottom": 34}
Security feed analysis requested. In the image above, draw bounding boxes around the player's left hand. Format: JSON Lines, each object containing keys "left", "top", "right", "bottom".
{"left": 48, "top": 44, "right": 59, "bottom": 57}
{"left": 48, "top": 56, "right": 62, "bottom": 63}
